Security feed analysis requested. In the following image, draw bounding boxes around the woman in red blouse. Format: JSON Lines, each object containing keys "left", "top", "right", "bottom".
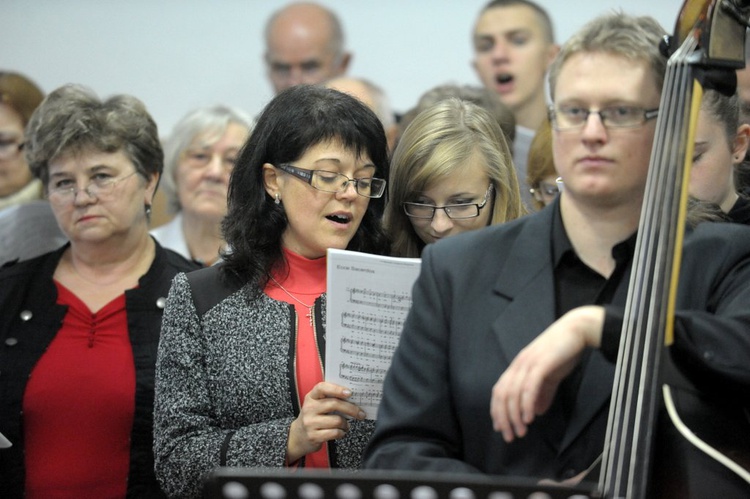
{"left": 0, "top": 84, "right": 197, "bottom": 498}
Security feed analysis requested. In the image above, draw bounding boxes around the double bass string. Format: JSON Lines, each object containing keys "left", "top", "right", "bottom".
{"left": 600, "top": 32, "right": 699, "bottom": 497}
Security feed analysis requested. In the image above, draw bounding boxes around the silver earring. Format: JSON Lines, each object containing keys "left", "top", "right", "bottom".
{"left": 275, "top": 193, "right": 281, "bottom": 205}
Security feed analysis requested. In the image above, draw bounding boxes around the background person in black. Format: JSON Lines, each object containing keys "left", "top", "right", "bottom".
{"left": 689, "top": 89, "right": 750, "bottom": 224}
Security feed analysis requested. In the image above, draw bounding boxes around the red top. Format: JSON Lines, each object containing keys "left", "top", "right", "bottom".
{"left": 22, "top": 281, "right": 135, "bottom": 499}
{"left": 265, "top": 248, "right": 329, "bottom": 468}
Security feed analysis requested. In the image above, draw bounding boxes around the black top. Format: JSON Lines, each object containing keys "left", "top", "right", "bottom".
{"left": 728, "top": 194, "right": 750, "bottom": 225}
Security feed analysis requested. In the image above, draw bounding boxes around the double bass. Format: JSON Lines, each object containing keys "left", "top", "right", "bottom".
{"left": 598, "top": 0, "right": 750, "bottom": 497}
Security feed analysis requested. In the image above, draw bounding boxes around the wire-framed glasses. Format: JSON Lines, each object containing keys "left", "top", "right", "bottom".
{"left": 276, "top": 163, "right": 386, "bottom": 199}
{"left": 47, "top": 170, "right": 138, "bottom": 205}
{"left": 403, "top": 184, "right": 494, "bottom": 220}
{"left": 0, "top": 138, "right": 24, "bottom": 160}
{"left": 529, "top": 181, "right": 560, "bottom": 203}
{"left": 549, "top": 105, "right": 659, "bottom": 131}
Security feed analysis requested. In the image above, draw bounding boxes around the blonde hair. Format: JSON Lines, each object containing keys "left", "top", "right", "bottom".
{"left": 548, "top": 13, "right": 667, "bottom": 101}
{"left": 386, "top": 98, "right": 526, "bottom": 257}
{"left": 26, "top": 84, "right": 161, "bottom": 187}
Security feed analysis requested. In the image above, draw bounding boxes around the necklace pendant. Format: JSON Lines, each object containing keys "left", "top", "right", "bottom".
{"left": 307, "top": 307, "right": 314, "bottom": 326}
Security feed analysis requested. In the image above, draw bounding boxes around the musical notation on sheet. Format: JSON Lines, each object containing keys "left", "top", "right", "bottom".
{"left": 325, "top": 249, "right": 421, "bottom": 419}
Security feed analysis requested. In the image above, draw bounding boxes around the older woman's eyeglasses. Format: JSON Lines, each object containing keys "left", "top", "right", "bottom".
{"left": 47, "top": 171, "right": 138, "bottom": 205}
{"left": 403, "top": 185, "right": 493, "bottom": 220}
{"left": 276, "top": 163, "right": 386, "bottom": 199}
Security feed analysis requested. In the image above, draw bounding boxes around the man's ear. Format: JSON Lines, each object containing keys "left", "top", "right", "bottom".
{"left": 546, "top": 44, "right": 560, "bottom": 67}
{"left": 734, "top": 123, "right": 750, "bottom": 163}
{"left": 339, "top": 52, "right": 352, "bottom": 73}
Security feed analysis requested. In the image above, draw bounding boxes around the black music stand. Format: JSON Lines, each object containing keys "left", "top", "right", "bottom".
{"left": 202, "top": 467, "right": 599, "bottom": 499}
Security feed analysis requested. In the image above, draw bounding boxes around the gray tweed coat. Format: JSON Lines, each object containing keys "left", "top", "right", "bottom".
{"left": 153, "top": 268, "right": 374, "bottom": 499}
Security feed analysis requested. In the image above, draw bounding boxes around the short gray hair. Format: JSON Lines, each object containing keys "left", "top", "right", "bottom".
{"left": 161, "top": 105, "right": 253, "bottom": 214}
{"left": 25, "top": 84, "right": 162, "bottom": 187}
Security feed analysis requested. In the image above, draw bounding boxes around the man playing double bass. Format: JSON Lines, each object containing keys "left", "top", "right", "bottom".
{"left": 364, "top": 11, "right": 750, "bottom": 497}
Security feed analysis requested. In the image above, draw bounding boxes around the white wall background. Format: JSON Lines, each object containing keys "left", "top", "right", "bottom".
{"left": 3, "top": 0, "right": 683, "bottom": 135}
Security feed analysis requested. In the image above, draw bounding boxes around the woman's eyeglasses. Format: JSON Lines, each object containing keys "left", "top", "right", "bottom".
{"left": 529, "top": 182, "right": 559, "bottom": 202}
{"left": 276, "top": 163, "right": 386, "bottom": 198}
{"left": 47, "top": 171, "right": 138, "bottom": 205}
{"left": 403, "top": 185, "right": 493, "bottom": 220}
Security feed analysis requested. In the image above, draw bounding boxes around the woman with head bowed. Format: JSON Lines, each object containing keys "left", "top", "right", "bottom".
{"left": 690, "top": 88, "right": 750, "bottom": 224}
{"left": 153, "top": 85, "right": 389, "bottom": 498}
{"left": 386, "top": 98, "right": 526, "bottom": 258}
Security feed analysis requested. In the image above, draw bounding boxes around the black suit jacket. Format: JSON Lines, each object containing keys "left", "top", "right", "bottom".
{"left": 363, "top": 204, "right": 750, "bottom": 483}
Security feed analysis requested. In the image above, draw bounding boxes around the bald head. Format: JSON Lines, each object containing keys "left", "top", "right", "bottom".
{"left": 264, "top": 2, "right": 351, "bottom": 93}
{"left": 324, "top": 76, "right": 398, "bottom": 151}
{"left": 326, "top": 76, "right": 374, "bottom": 110}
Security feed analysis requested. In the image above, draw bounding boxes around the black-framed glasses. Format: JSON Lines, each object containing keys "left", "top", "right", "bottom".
{"left": 549, "top": 105, "right": 659, "bottom": 131}
{"left": 276, "top": 163, "right": 386, "bottom": 198}
{"left": 403, "top": 184, "right": 493, "bottom": 220}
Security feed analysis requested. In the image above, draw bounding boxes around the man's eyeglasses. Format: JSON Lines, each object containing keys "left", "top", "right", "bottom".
{"left": 403, "top": 185, "right": 493, "bottom": 220}
{"left": 0, "top": 138, "right": 24, "bottom": 160}
{"left": 276, "top": 163, "right": 386, "bottom": 199}
{"left": 47, "top": 171, "right": 138, "bottom": 205}
{"left": 549, "top": 105, "right": 659, "bottom": 131}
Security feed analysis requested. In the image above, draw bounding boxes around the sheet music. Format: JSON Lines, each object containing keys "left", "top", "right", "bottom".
{"left": 325, "top": 248, "right": 421, "bottom": 420}
{"left": 0, "top": 431, "right": 12, "bottom": 449}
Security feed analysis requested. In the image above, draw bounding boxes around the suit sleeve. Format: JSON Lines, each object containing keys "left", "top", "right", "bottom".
{"left": 363, "top": 245, "right": 483, "bottom": 473}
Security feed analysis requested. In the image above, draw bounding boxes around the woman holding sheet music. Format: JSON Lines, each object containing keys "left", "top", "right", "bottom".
{"left": 153, "top": 85, "right": 390, "bottom": 498}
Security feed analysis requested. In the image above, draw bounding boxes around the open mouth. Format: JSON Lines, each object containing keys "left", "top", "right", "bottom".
{"left": 326, "top": 213, "right": 352, "bottom": 224}
{"left": 496, "top": 73, "right": 513, "bottom": 84}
